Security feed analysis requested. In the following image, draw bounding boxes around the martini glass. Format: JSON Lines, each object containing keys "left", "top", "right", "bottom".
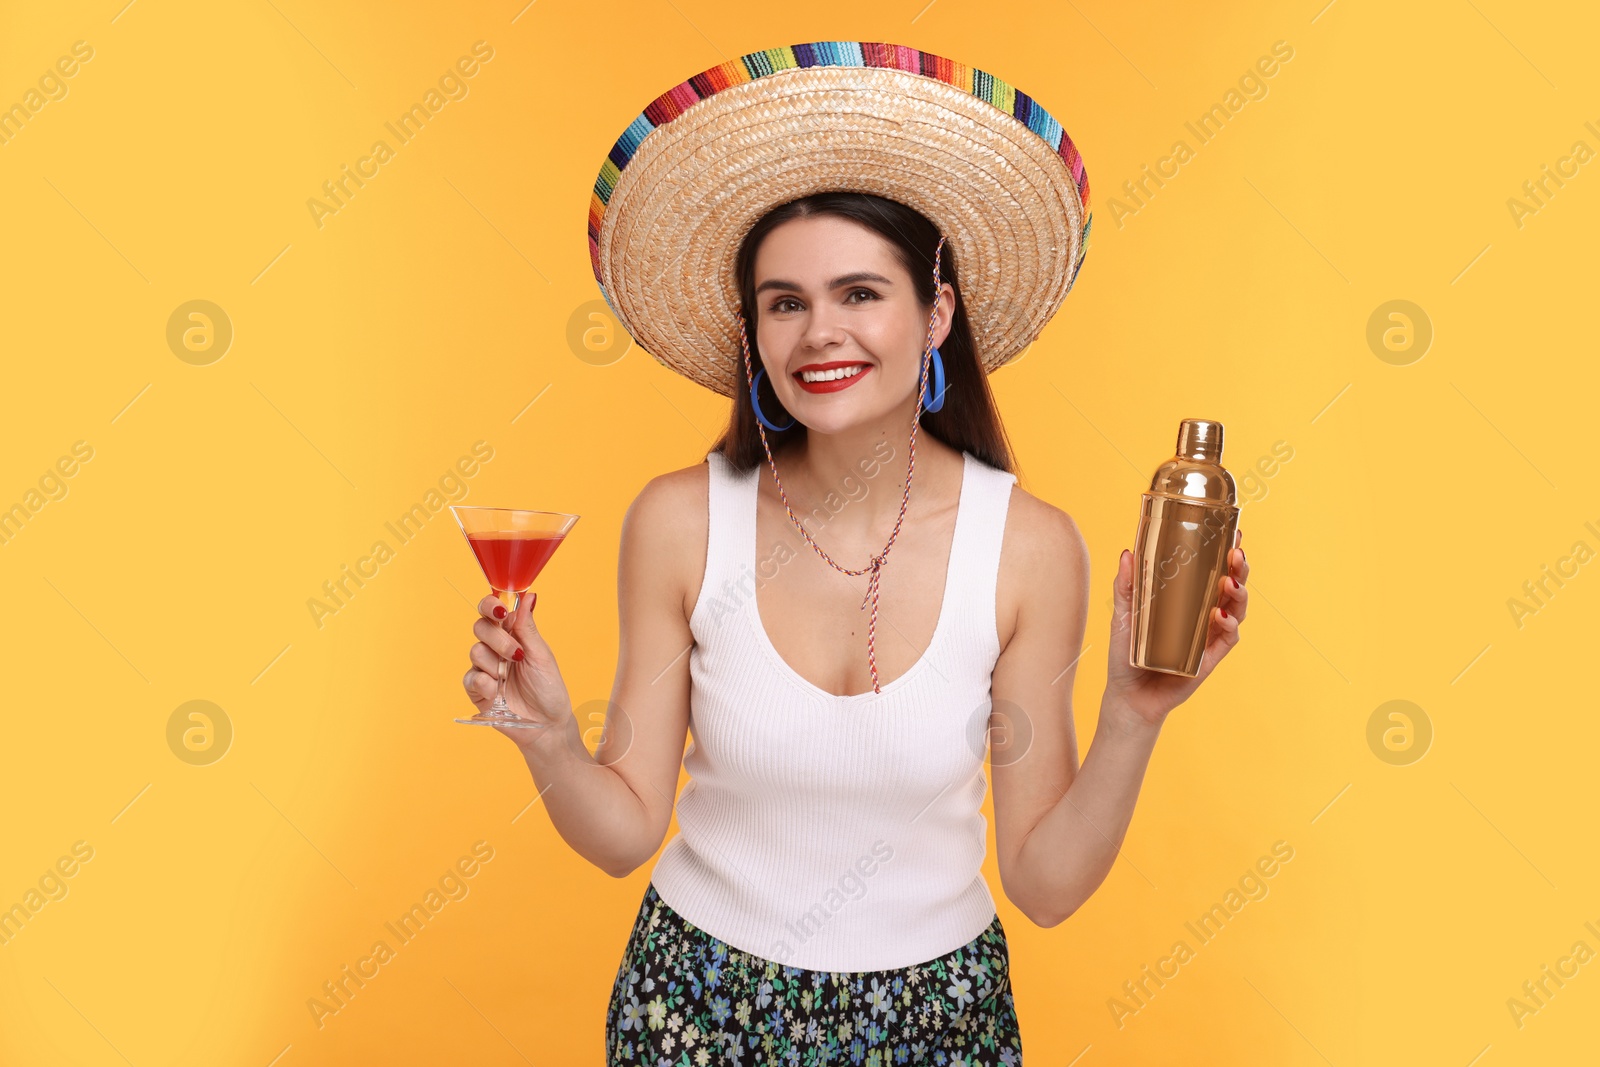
{"left": 451, "top": 505, "right": 579, "bottom": 728}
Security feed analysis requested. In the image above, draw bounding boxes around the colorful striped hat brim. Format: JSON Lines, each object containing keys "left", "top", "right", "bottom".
{"left": 589, "top": 41, "right": 1092, "bottom": 398}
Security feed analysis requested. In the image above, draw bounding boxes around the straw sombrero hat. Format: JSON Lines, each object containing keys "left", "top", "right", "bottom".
{"left": 587, "top": 41, "right": 1092, "bottom": 399}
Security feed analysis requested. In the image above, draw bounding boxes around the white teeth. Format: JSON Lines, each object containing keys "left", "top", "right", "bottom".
{"left": 799, "top": 365, "right": 866, "bottom": 383}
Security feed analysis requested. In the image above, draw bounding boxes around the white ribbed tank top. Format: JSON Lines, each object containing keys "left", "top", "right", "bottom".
{"left": 648, "top": 446, "right": 1018, "bottom": 971}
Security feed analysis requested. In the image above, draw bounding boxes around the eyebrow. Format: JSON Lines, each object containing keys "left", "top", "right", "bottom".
{"left": 754, "top": 271, "right": 896, "bottom": 295}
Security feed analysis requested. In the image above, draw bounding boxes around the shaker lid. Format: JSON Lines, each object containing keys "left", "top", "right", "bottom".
{"left": 1148, "top": 418, "right": 1236, "bottom": 504}
{"left": 1176, "top": 418, "right": 1223, "bottom": 461}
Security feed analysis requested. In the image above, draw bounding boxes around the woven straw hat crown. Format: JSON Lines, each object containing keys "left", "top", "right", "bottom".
{"left": 588, "top": 42, "right": 1092, "bottom": 398}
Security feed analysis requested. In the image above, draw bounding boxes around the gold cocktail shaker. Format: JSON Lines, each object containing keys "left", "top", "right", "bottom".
{"left": 1130, "top": 419, "right": 1240, "bottom": 676}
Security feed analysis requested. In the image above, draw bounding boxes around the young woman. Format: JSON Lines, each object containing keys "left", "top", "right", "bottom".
{"left": 461, "top": 45, "right": 1248, "bottom": 1063}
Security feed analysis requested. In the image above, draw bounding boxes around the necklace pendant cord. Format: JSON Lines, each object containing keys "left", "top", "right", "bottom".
{"left": 862, "top": 553, "right": 884, "bottom": 693}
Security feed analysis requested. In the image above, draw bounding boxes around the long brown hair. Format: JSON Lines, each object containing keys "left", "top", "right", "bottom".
{"left": 712, "top": 192, "right": 1017, "bottom": 476}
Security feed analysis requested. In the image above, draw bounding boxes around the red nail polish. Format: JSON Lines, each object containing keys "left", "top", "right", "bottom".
{"left": 494, "top": 605, "right": 507, "bottom": 619}
{"left": 531, "top": 592, "right": 537, "bottom": 610}
{"left": 513, "top": 647, "right": 524, "bottom": 661}
{"left": 1220, "top": 607, "right": 1229, "bottom": 619}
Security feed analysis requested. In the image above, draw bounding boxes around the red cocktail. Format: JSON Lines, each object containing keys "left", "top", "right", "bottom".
{"left": 466, "top": 532, "right": 568, "bottom": 595}
{"left": 450, "top": 506, "right": 580, "bottom": 728}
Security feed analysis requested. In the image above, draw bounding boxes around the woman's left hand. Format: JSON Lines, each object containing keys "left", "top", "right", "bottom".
{"left": 1105, "top": 529, "right": 1248, "bottom": 728}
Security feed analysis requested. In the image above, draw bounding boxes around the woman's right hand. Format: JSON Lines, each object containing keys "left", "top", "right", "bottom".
{"left": 463, "top": 591, "right": 574, "bottom": 738}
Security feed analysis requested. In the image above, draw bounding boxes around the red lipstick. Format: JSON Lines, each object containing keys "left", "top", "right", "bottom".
{"left": 792, "top": 360, "right": 872, "bottom": 394}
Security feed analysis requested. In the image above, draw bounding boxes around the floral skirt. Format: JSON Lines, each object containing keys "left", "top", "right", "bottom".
{"left": 605, "top": 881, "right": 1023, "bottom": 1065}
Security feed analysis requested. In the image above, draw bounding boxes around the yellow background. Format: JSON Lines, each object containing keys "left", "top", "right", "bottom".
{"left": 2, "top": 0, "right": 1596, "bottom": 1063}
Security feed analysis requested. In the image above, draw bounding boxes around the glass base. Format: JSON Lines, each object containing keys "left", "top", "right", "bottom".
{"left": 456, "top": 707, "right": 549, "bottom": 729}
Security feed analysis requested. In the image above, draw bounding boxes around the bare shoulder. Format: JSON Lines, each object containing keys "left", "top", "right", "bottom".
{"left": 996, "top": 482, "right": 1091, "bottom": 652}
{"left": 622, "top": 458, "right": 711, "bottom": 622}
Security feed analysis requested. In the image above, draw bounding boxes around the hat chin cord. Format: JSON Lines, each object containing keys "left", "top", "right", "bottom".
{"left": 735, "top": 235, "right": 949, "bottom": 695}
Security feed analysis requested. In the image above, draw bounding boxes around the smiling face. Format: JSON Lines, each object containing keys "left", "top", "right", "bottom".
{"left": 751, "top": 214, "right": 954, "bottom": 434}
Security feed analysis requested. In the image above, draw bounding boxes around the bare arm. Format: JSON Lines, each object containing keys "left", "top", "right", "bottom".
{"left": 987, "top": 497, "right": 1101, "bottom": 926}
{"left": 465, "top": 467, "right": 705, "bottom": 878}
{"left": 989, "top": 501, "right": 1249, "bottom": 926}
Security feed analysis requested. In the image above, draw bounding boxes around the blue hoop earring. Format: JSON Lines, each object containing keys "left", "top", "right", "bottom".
{"left": 920, "top": 346, "right": 948, "bottom": 413}
{"left": 749, "top": 366, "right": 795, "bottom": 431}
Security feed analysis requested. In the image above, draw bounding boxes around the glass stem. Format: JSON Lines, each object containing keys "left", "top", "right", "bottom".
{"left": 491, "top": 589, "right": 521, "bottom": 713}
{"left": 492, "top": 662, "right": 511, "bottom": 712}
